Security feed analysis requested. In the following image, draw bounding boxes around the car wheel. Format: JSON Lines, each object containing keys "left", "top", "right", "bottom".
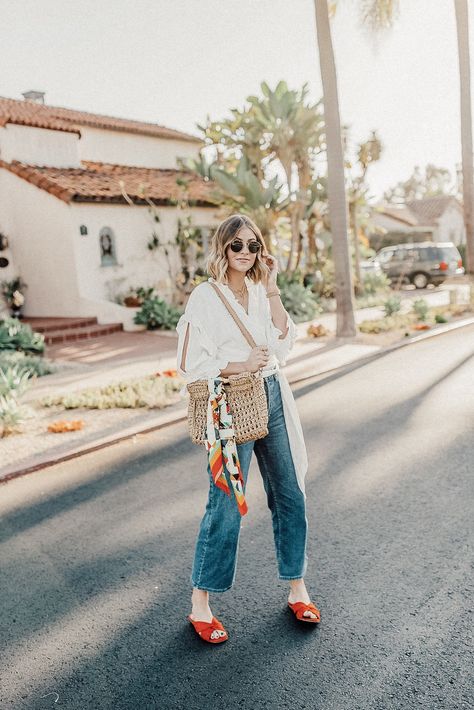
{"left": 412, "top": 272, "right": 429, "bottom": 289}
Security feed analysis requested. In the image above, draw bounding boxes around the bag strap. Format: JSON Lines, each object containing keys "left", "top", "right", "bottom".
{"left": 209, "top": 282, "right": 257, "bottom": 350}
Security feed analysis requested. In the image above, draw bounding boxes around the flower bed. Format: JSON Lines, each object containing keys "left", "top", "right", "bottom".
{"left": 0, "top": 369, "right": 183, "bottom": 441}
{"left": 40, "top": 371, "right": 183, "bottom": 410}
{"left": 355, "top": 303, "right": 474, "bottom": 346}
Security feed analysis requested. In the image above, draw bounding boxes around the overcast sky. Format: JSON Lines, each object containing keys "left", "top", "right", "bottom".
{"left": 0, "top": 0, "right": 471, "bottom": 201}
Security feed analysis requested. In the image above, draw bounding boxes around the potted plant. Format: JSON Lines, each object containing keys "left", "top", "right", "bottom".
{"left": 122, "top": 286, "right": 155, "bottom": 308}
{"left": 1, "top": 277, "right": 27, "bottom": 319}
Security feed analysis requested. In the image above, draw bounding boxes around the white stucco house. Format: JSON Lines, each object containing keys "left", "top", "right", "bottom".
{"left": 371, "top": 196, "right": 466, "bottom": 250}
{"left": 405, "top": 196, "right": 466, "bottom": 244}
{"left": 0, "top": 92, "right": 220, "bottom": 330}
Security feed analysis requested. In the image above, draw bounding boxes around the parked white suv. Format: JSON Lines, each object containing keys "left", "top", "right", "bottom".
{"left": 373, "top": 242, "right": 465, "bottom": 289}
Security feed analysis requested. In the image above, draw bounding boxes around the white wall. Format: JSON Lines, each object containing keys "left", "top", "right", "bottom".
{"left": 0, "top": 123, "right": 202, "bottom": 171}
{"left": 0, "top": 166, "right": 219, "bottom": 323}
{"left": 372, "top": 212, "right": 415, "bottom": 233}
{"left": 0, "top": 225, "right": 15, "bottom": 317}
{"left": 71, "top": 203, "right": 219, "bottom": 306}
{"left": 0, "top": 169, "right": 80, "bottom": 316}
{"left": 78, "top": 126, "right": 201, "bottom": 168}
{"left": 434, "top": 204, "right": 466, "bottom": 245}
{"left": 0, "top": 124, "right": 81, "bottom": 168}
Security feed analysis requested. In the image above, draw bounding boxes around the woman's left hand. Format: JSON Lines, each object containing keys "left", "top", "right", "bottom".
{"left": 263, "top": 254, "right": 278, "bottom": 288}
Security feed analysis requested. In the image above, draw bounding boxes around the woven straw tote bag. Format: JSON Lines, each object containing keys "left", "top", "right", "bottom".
{"left": 187, "top": 282, "right": 269, "bottom": 445}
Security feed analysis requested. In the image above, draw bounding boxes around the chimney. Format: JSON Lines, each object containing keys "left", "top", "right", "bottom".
{"left": 22, "top": 90, "right": 45, "bottom": 104}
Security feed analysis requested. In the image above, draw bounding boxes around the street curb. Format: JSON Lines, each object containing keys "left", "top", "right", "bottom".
{"left": 2, "top": 314, "right": 474, "bottom": 486}
{"left": 289, "top": 314, "right": 474, "bottom": 385}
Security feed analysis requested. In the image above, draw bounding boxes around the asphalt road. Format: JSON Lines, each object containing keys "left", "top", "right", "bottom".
{"left": 1, "top": 325, "right": 473, "bottom": 710}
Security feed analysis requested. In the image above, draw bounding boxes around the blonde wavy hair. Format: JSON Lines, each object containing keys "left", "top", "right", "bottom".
{"left": 206, "top": 214, "right": 269, "bottom": 284}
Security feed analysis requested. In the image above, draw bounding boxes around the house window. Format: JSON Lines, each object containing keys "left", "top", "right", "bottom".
{"left": 99, "top": 227, "right": 117, "bottom": 266}
{"left": 199, "top": 226, "right": 212, "bottom": 254}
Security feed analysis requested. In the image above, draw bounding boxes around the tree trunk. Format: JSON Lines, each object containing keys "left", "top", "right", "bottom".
{"left": 455, "top": 0, "right": 474, "bottom": 274}
{"left": 314, "top": 0, "right": 356, "bottom": 336}
{"left": 286, "top": 206, "right": 301, "bottom": 273}
{"left": 294, "top": 229, "right": 304, "bottom": 270}
{"left": 307, "top": 217, "right": 318, "bottom": 268}
{"left": 350, "top": 199, "right": 363, "bottom": 293}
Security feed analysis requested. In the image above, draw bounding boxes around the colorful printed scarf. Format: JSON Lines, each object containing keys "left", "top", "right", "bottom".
{"left": 205, "top": 378, "right": 248, "bottom": 516}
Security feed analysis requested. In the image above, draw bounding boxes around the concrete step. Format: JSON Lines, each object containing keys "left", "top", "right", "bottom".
{"left": 41, "top": 322, "right": 124, "bottom": 345}
{"left": 21, "top": 317, "right": 99, "bottom": 333}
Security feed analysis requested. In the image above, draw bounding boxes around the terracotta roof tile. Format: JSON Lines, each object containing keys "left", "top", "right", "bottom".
{"left": 0, "top": 160, "right": 218, "bottom": 206}
{"left": 406, "top": 196, "right": 460, "bottom": 225}
{"left": 378, "top": 196, "right": 461, "bottom": 228}
{"left": 0, "top": 109, "right": 80, "bottom": 135}
{"left": 377, "top": 205, "right": 419, "bottom": 226}
{"left": 0, "top": 95, "right": 200, "bottom": 143}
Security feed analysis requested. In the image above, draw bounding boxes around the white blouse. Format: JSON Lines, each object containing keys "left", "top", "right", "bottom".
{"left": 175, "top": 276, "right": 308, "bottom": 497}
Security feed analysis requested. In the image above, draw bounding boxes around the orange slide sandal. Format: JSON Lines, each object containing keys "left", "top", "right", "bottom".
{"left": 187, "top": 614, "right": 229, "bottom": 643}
{"left": 288, "top": 601, "right": 321, "bottom": 623}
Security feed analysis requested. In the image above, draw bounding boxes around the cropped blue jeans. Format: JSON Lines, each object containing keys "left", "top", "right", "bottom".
{"left": 190, "top": 373, "right": 308, "bottom": 592}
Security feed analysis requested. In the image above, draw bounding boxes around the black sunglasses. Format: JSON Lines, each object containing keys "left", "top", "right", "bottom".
{"left": 229, "top": 239, "right": 261, "bottom": 254}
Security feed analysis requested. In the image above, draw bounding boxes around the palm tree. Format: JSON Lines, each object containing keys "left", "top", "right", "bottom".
{"left": 347, "top": 130, "right": 383, "bottom": 291}
{"left": 313, "top": 0, "right": 356, "bottom": 336}
{"left": 250, "top": 82, "right": 325, "bottom": 273}
{"left": 313, "top": 0, "right": 397, "bottom": 337}
{"left": 198, "top": 81, "right": 325, "bottom": 272}
{"left": 454, "top": 0, "right": 474, "bottom": 275}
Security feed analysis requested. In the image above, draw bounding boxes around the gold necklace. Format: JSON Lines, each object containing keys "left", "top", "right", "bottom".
{"left": 228, "top": 283, "right": 247, "bottom": 300}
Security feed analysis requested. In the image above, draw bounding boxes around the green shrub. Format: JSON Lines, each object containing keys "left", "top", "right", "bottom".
{"left": 0, "top": 351, "right": 56, "bottom": 378}
{"left": 412, "top": 298, "right": 429, "bottom": 322}
{"left": 320, "top": 260, "right": 336, "bottom": 298}
{"left": 302, "top": 269, "right": 324, "bottom": 294}
{"left": 133, "top": 297, "right": 183, "bottom": 330}
{"left": 276, "top": 271, "right": 303, "bottom": 288}
{"left": 361, "top": 271, "right": 391, "bottom": 296}
{"left": 0, "top": 394, "right": 25, "bottom": 437}
{"left": 383, "top": 296, "right": 402, "bottom": 317}
{"left": 116, "top": 286, "right": 155, "bottom": 306}
{"left": 0, "top": 362, "right": 33, "bottom": 437}
{"left": 435, "top": 313, "right": 448, "bottom": 323}
{"left": 0, "top": 317, "right": 45, "bottom": 354}
{"left": 278, "top": 280, "right": 321, "bottom": 323}
{"left": 0, "top": 364, "right": 32, "bottom": 398}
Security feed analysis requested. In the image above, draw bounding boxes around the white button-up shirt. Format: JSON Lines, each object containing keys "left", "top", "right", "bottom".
{"left": 175, "top": 276, "right": 308, "bottom": 496}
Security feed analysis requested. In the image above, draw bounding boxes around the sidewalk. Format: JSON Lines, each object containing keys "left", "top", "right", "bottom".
{"left": 1, "top": 281, "right": 473, "bottom": 483}
{"left": 24, "top": 280, "right": 472, "bottom": 400}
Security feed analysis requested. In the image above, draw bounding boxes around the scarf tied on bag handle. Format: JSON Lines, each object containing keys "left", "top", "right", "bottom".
{"left": 205, "top": 377, "right": 248, "bottom": 516}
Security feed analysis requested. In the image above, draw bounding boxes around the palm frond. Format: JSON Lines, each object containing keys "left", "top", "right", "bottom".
{"left": 359, "top": 0, "right": 399, "bottom": 31}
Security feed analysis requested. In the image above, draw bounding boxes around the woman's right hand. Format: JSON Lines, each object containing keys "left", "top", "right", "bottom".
{"left": 245, "top": 345, "right": 270, "bottom": 373}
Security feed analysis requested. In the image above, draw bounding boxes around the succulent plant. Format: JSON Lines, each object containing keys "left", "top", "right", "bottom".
{"left": 383, "top": 296, "right": 402, "bottom": 317}
{"left": 0, "top": 394, "right": 29, "bottom": 436}
{"left": 40, "top": 374, "right": 183, "bottom": 410}
{"left": 0, "top": 364, "right": 32, "bottom": 397}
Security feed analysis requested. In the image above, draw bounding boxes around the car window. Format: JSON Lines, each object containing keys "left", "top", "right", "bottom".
{"left": 437, "top": 246, "right": 461, "bottom": 261}
{"left": 395, "top": 249, "right": 411, "bottom": 260}
{"left": 393, "top": 248, "right": 407, "bottom": 260}
{"left": 413, "top": 247, "right": 434, "bottom": 260}
{"left": 377, "top": 250, "right": 394, "bottom": 263}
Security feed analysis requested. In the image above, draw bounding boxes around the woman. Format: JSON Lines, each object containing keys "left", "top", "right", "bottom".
{"left": 176, "top": 214, "right": 321, "bottom": 644}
